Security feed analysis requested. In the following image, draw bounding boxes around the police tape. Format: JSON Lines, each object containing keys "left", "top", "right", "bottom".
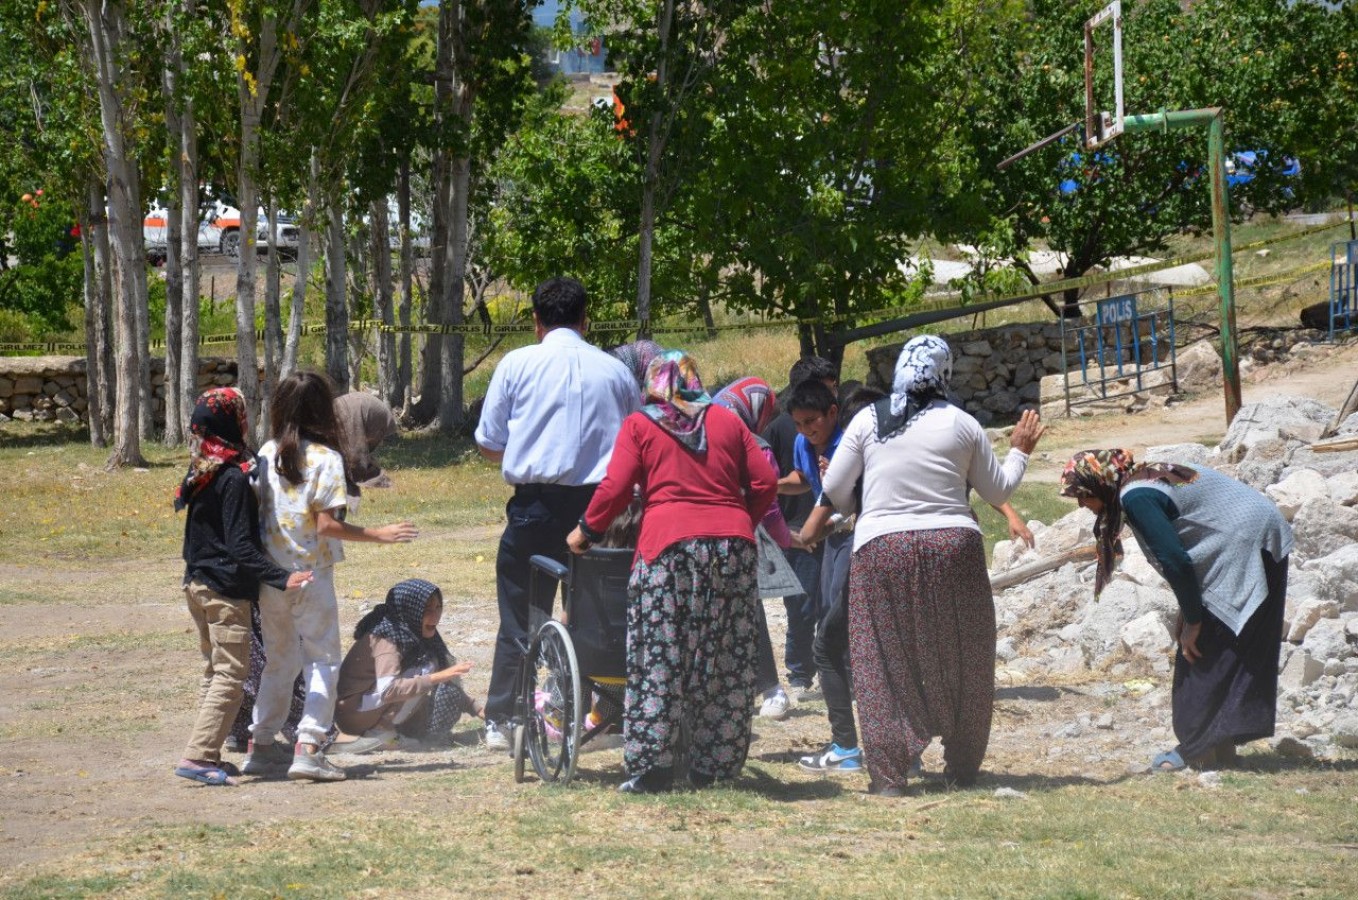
{"left": 1168, "top": 259, "right": 1332, "bottom": 299}
{"left": 4, "top": 219, "right": 1351, "bottom": 355}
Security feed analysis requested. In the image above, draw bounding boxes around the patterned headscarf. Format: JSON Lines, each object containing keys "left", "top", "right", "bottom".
{"left": 1059, "top": 449, "right": 1199, "bottom": 596}
{"left": 610, "top": 340, "right": 665, "bottom": 394}
{"left": 352, "top": 578, "right": 452, "bottom": 671}
{"left": 713, "top": 376, "right": 777, "bottom": 443}
{"left": 174, "top": 387, "right": 255, "bottom": 511}
{"left": 875, "top": 335, "right": 953, "bottom": 439}
{"left": 641, "top": 350, "right": 712, "bottom": 453}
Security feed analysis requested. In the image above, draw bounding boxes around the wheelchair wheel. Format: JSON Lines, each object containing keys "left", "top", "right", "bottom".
{"left": 512, "top": 723, "right": 527, "bottom": 784}
{"left": 526, "top": 619, "right": 582, "bottom": 785}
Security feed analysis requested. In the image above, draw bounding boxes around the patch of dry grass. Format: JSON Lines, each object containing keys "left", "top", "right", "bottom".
{"left": 8, "top": 761, "right": 1357, "bottom": 898}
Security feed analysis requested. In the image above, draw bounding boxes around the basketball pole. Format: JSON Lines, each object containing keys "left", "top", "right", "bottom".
{"left": 1122, "top": 108, "right": 1242, "bottom": 424}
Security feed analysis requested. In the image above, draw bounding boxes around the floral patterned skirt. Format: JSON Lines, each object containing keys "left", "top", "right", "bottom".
{"left": 624, "top": 536, "right": 760, "bottom": 782}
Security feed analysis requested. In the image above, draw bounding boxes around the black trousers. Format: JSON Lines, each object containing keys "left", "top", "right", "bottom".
{"left": 813, "top": 532, "right": 857, "bottom": 749}
{"left": 484, "top": 483, "right": 596, "bottom": 724}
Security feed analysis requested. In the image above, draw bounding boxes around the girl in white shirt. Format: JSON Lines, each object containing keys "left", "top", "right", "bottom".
{"left": 245, "top": 371, "right": 418, "bottom": 783}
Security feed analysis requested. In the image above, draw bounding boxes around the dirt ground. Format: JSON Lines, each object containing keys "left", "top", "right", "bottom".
{"left": 2, "top": 338, "right": 1356, "bottom": 878}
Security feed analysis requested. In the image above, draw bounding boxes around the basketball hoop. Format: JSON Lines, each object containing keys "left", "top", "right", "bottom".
{"left": 1084, "top": 1, "right": 1124, "bottom": 149}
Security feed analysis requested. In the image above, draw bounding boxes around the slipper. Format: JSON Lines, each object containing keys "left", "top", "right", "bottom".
{"left": 1149, "top": 749, "right": 1187, "bottom": 772}
{"left": 215, "top": 760, "right": 242, "bottom": 777}
{"left": 175, "top": 763, "right": 238, "bottom": 786}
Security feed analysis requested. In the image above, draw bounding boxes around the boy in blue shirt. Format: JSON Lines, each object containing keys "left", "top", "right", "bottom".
{"left": 783, "top": 379, "right": 863, "bottom": 772}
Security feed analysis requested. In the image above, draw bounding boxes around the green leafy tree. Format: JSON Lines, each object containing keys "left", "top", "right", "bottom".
{"left": 686, "top": 0, "right": 977, "bottom": 363}
{"left": 956, "top": 0, "right": 1355, "bottom": 314}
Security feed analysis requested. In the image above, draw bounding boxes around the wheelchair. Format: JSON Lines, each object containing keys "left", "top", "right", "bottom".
{"left": 510, "top": 548, "right": 633, "bottom": 786}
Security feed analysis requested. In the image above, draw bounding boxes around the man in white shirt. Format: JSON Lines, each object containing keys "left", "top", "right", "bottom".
{"left": 474, "top": 276, "right": 639, "bottom": 750}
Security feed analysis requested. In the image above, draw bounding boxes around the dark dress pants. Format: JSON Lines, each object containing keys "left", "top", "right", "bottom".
{"left": 483, "top": 484, "right": 596, "bottom": 725}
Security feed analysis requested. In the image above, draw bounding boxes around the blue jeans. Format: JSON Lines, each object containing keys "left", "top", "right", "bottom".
{"left": 781, "top": 545, "right": 822, "bottom": 688}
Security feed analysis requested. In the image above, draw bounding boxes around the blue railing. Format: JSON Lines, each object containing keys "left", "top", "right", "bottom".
{"left": 1059, "top": 290, "right": 1177, "bottom": 414}
{"left": 1331, "top": 240, "right": 1358, "bottom": 342}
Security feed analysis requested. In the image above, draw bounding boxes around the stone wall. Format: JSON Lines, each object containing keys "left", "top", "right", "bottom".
{"left": 0, "top": 356, "right": 241, "bottom": 425}
{"left": 863, "top": 321, "right": 1340, "bottom": 425}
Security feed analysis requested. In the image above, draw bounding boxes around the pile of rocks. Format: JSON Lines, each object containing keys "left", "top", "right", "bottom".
{"left": 990, "top": 395, "right": 1358, "bottom": 759}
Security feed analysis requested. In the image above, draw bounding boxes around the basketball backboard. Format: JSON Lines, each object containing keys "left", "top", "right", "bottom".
{"left": 1084, "top": 1, "right": 1124, "bottom": 149}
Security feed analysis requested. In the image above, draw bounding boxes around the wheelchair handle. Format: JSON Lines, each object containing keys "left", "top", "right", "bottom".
{"left": 530, "top": 554, "right": 570, "bottom": 584}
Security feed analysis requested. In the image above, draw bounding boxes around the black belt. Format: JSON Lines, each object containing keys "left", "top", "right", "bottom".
{"left": 513, "top": 483, "right": 597, "bottom": 497}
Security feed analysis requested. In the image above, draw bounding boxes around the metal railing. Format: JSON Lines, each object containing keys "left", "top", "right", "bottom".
{"left": 1059, "top": 290, "right": 1177, "bottom": 415}
{"left": 1331, "top": 240, "right": 1358, "bottom": 341}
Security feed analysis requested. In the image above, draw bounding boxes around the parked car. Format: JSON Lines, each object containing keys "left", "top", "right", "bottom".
{"left": 143, "top": 195, "right": 299, "bottom": 262}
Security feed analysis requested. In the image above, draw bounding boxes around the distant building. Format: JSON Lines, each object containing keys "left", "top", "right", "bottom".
{"left": 533, "top": 0, "right": 609, "bottom": 75}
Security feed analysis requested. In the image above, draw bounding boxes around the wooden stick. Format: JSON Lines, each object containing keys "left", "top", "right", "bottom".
{"left": 1322, "top": 375, "right": 1358, "bottom": 439}
{"left": 991, "top": 543, "right": 1097, "bottom": 591}
{"left": 1311, "top": 435, "right": 1358, "bottom": 454}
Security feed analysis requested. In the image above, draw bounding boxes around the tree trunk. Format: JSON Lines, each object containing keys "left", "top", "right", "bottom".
{"left": 162, "top": 94, "right": 185, "bottom": 446}
{"left": 633, "top": 0, "right": 675, "bottom": 337}
{"left": 412, "top": 0, "right": 460, "bottom": 424}
{"left": 88, "top": 177, "right": 116, "bottom": 442}
{"left": 284, "top": 157, "right": 318, "bottom": 378}
{"left": 235, "top": 103, "right": 263, "bottom": 438}
{"left": 324, "top": 194, "right": 349, "bottom": 391}
{"left": 163, "top": 198, "right": 184, "bottom": 444}
{"left": 636, "top": 178, "right": 656, "bottom": 337}
{"left": 261, "top": 193, "right": 283, "bottom": 432}
{"left": 160, "top": 4, "right": 192, "bottom": 445}
{"left": 396, "top": 154, "right": 414, "bottom": 410}
{"left": 414, "top": 145, "right": 448, "bottom": 421}
{"left": 233, "top": 8, "right": 297, "bottom": 438}
{"left": 371, "top": 198, "right": 397, "bottom": 404}
{"left": 346, "top": 222, "right": 366, "bottom": 391}
{"left": 178, "top": 54, "right": 201, "bottom": 431}
{"left": 81, "top": 0, "right": 147, "bottom": 468}
{"left": 78, "top": 181, "right": 108, "bottom": 448}
{"left": 439, "top": 152, "right": 469, "bottom": 432}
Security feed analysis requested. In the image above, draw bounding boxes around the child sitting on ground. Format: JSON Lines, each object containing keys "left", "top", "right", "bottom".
{"left": 334, "top": 579, "right": 483, "bottom": 753}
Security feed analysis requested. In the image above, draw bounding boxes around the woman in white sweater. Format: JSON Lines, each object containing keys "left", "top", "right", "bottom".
{"left": 821, "top": 335, "right": 1044, "bottom": 796}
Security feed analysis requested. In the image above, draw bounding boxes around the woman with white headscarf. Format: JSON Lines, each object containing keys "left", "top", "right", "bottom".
{"left": 820, "top": 335, "right": 1045, "bottom": 796}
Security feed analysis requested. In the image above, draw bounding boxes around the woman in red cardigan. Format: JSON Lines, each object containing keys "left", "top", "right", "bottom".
{"left": 568, "top": 351, "right": 778, "bottom": 794}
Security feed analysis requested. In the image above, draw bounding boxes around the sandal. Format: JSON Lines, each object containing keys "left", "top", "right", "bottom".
{"left": 175, "top": 761, "right": 238, "bottom": 786}
{"left": 1149, "top": 749, "right": 1187, "bottom": 772}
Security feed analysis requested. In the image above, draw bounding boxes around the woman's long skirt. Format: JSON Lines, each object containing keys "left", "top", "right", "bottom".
{"left": 1173, "top": 551, "right": 1288, "bottom": 760}
{"left": 849, "top": 528, "right": 995, "bottom": 791}
{"left": 625, "top": 537, "right": 760, "bottom": 782}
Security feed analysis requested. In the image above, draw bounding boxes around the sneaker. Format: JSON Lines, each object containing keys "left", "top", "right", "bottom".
{"left": 287, "top": 744, "right": 346, "bottom": 782}
{"left": 221, "top": 734, "right": 245, "bottom": 754}
{"left": 330, "top": 728, "right": 398, "bottom": 756}
{"left": 241, "top": 740, "right": 293, "bottom": 775}
{"left": 484, "top": 721, "right": 511, "bottom": 752}
{"left": 789, "top": 682, "right": 821, "bottom": 703}
{"left": 798, "top": 743, "right": 864, "bottom": 774}
{"left": 759, "top": 689, "right": 792, "bottom": 720}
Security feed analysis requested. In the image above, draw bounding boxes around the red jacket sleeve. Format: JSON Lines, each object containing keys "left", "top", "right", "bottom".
{"left": 582, "top": 415, "right": 644, "bottom": 536}
{"left": 742, "top": 427, "right": 778, "bottom": 526}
